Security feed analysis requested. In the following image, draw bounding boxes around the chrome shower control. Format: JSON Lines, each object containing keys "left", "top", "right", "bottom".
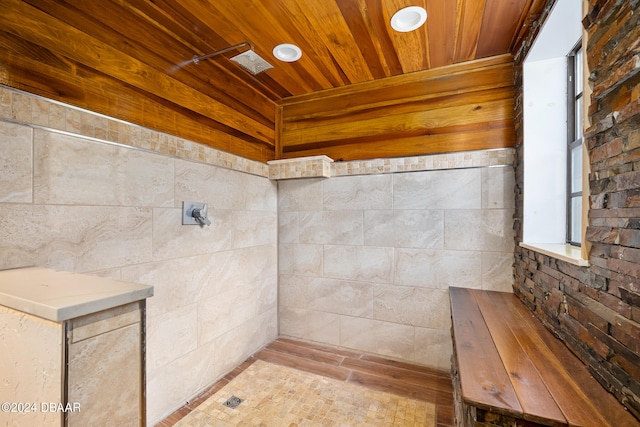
{"left": 182, "top": 201, "right": 211, "bottom": 226}
{"left": 191, "top": 206, "right": 211, "bottom": 226}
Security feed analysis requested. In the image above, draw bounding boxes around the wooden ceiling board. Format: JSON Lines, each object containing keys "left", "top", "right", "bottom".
{"left": 268, "top": 0, "right": 352, "bottom": 90}
{"left": 0, "top": 0, "right": 545, "bottom": 161}
{"left": 385, "top": 0, "right": 430, "bottom": 73}
{"left": 454, "top": 0, "right": 488, "bottom": 62}
{"left": 476, "top": 0, "right": 529, "bottom": 58}
{"left": 335, "top": 0, "right": 388, "bottom": 80}
{"left": 363, "top": 0, "right": 404, "bottom": 76}
{"left": 425, "top": 0, "right": 458, "bottom": 69}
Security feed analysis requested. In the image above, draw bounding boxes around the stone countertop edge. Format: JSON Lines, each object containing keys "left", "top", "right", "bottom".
{"left": 0, "top": 267, "right": 154, "bottom": 322}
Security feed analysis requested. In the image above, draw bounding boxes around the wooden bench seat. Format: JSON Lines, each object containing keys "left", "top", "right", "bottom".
{"left": 449, "top": 287, "right": 638, "bottom": 427}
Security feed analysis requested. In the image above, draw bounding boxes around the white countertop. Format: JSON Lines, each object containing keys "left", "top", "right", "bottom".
{"left": 0, "top": 267, "right": 153, "bottom": 322}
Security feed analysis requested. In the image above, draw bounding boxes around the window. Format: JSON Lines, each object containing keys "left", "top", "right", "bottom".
{"left": 567, "top": 43, "right": 583, "bottom": 246}
{"left": 521, "top": 0, "right": 588, "bottom": 265}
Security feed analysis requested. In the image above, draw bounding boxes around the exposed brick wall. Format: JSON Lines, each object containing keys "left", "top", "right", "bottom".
{"left": 513, "top": 0, "right": 640, "bottom": 419}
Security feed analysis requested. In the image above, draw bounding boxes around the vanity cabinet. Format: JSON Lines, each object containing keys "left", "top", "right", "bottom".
{"left": 0, "top": 267, "right": 153, "bottom": 427}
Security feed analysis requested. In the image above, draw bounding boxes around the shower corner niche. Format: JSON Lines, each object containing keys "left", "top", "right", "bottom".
{"left": 0, "top": 267, "right": 153, "bottom": 427}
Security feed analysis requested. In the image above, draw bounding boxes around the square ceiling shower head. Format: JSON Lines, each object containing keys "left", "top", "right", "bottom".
{"left": 230, "top": 50, "right": 274, "bottom": 75}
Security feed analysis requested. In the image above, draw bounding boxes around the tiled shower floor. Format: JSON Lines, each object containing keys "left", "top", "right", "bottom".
{"left": 156, "top": 338, "right": 454, "bottom": 426}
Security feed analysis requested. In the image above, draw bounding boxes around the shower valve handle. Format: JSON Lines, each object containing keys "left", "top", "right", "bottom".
{"left": 191, "top": 205, "right": 211, "bottom": 226}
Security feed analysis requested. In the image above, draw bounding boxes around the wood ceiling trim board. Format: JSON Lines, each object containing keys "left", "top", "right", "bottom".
{"left": 384, "top": 0, "right": 430, "bottom": 73}
{"left": 454, "top": 0, "right": 487, "bottom": 62}
{"left": 364, "top": 0, "right": 404, "bottom": 76}
{"left": 281, "top": 61, "right": 514, "bottom": 120}
{"left": 0, "top": 30, "right": 74, "bottom": 75}
{"left": 281, "top": 99, "right": 514, "bottom": 146}
{"left": 279, "top": 53, "right": 513, "bottom": 106}
{"left": 282, "top": 127, "right": 514, "bottom": 161}
{"left": 476, "top": 0, "right": 529, "bottom": 58}
{"left": 1, "top": 0, "right": 274, "bottom": 144}
{"left": 283, "top": 119, "right": 514, "bottom": 152}
{"left": 35, "top": 0, "right": 277, "bottom": 125}
{"left": 425, "top": 0, "right": 458, "bottom": 69}
{"left": 283, "top": 87, "right": 515, "bottom": 130}
{"left": 335, "top": 0, "right": 387, "bottom": 80}
{"left": 275, "top": 105, "right": 284, "bottom": 160}
{"left": 288, "top": 0, "right": 374, "bottom": 83}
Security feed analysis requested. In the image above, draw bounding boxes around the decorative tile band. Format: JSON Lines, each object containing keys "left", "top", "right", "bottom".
{"left": 331, "top": 149, "right": 515, "bottom": 177}
{"left": 0, "top": 85, "right": 269, "bottom": 178}
{"left": 267, "top": 155, "right": 333, "bottom": 179}
{"left": 269, "top": 149, "right": 515, "bottom": 180}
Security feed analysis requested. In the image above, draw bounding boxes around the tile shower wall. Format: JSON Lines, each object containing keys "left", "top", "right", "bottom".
{"left": 278, "top": 166, "right": 515, "bottom": 370}
{"left": 0, "top": 88, "right": 278, "bottom": 425}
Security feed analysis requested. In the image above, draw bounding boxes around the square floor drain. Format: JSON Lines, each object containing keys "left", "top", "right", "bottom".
{"left": 223, "top": 396, "right": 243, "bottom": 409}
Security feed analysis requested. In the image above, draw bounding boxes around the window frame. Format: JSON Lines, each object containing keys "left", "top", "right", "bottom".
{"left": 567, "top": 41, "right": 583, "bottom": 247}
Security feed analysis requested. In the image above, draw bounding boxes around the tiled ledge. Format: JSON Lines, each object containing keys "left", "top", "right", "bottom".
{"left": 331, "top": 149, "right": 515, "bottom": 176}
{"left": 269, "top": 149, "right": 515, "bottom": 180}
{"left": 0, "top": 85, "right": 269, "bottom": 178}
{"left": 267, "top": 156, "right": 333, "bottom": 180}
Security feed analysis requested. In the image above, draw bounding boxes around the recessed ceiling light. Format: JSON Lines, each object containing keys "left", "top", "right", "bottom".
{"left": 391, "top": 6, "right": 427, "bottom": 32}
{"left": 273, "top": 44, "right": 302, "bottom": 62}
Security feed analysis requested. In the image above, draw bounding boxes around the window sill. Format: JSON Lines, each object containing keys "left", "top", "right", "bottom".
{"left": 519, "top": 242, "right": 589, "bottom": 267}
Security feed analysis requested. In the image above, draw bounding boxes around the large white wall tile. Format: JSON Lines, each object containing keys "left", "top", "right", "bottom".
{"left": 445, "top": 209, "right": 515, "bottom": 251}
{"left": 0, "top": 204, "right": 152, "bottom": 272}
{"left": 197, "top": 277, "right": 275, "bottom": 345}
{"left": 324, "top": 245, "right": 394, "bottom": 283}
{"left": 278, "top": 212, "right": 299, "bottom": 243}
{"left": 482, "top": 166, "right": 515, "bottom": 209}
{"left": 279, "top": 275, "right": 310, "bottom": 308}
{"left": 152, "top": 208, "right": 232, "bottom": 259}
{"left": 212, "top": 308, "right": 277, "bottom": 380}
{"left": 393, "top": 169, "right": 481, "bottom": 209}
{"left": 120, "top": 254, "right": 219, "bottom": 319}
{"left": 482, "top": 252, "right": 515, "bottom": 292}
{"left": 414, "top": 328, "right": 453, "bottom": 371}
{"left": 279, "top": 244, "right": 323, "bottom": 276}
{"left": 364, "top": 210, "right": 444, "bottom": 248}
{"left": 299, "top": 211, "right": 363, "bottom": 245}
{"left": 34, "top": 130, "right": 174, "bottom": 207}
{"left": 373, "top": 286, "right": 450, "bottom": 329}
{"left": 244, "top": 173, "right": 278, "bottom": 211}
{"left": 0, "top": 122, "right": 32, "bottom": 203}
{"left": 175, "top": 159, "right": 247, "bottom": 210}
{"left": 146, "top": 306, "right": 198, "bottom": 371}
{"left": 146, "top": 340, "right": 218, "bottom": 423}
{"left": 219, "top": 210, "right": 278, "bottom": 248}
{"left": 323, "top": 174, "right": 392, "bottom": 210}
{"left": 212, "top": 245, "right": 277, "bottom": 295}
{"left": 340, "top": 317, "right": 415, "bottom": 361}
{"left": 394, "top": 249, "right": 482, "bottom": 289}
{"left": 307, "top": 278, "right": 373, "bottom": 317}
{"left": 279, "top": 306, "right": 340, "bottom": 345}
{"left": 278, "top": 178, "right": 324, "bottom": 212}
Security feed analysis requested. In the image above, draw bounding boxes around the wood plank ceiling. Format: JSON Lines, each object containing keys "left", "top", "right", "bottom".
{"left": 0, "top": 0, "right": 547, "bottom": 162}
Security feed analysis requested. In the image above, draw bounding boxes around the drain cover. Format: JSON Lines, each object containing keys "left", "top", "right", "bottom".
{"left": 223, "top": 396, "right": 243, "bottom": 409}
